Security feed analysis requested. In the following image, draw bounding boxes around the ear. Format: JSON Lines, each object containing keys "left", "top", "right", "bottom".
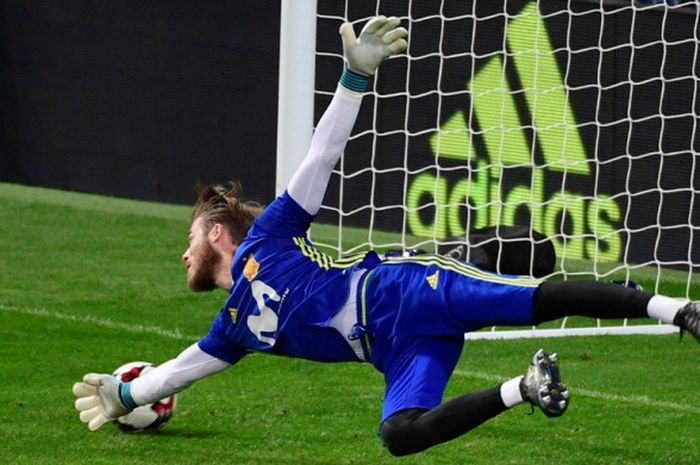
{"left": 208, "top": 223, "right": 224, "bottom": 243}
{"left": 209, "top": 223, "right": 238, "bottom": 250}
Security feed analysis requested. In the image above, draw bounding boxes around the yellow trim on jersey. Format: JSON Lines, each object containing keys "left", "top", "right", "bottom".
{"left": 292, "top": 236, "right": 366, "bottom": 270}
{"left": 293, "top": 237, "right": 331, "bottom": 270}
{"left": 382, "top": 254, "right": 542, "bottom": 288}
{"left": 360, "top": 269, "right": 374, "bottom": 357}
{"left": 332, "top": 254, "right": 366, "bottom": 269}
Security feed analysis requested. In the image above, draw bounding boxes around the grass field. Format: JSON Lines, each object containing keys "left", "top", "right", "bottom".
{"left": 1, "top": 181, "right": 699, "bottom": 465}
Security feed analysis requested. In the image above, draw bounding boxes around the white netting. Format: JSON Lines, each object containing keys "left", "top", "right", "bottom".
{"left": 305, "top": 0, "right": 699, "bottom": 338}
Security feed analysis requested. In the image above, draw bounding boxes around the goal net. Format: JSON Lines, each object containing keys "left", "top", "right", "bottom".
{"left": 280, "top": 0, "right": 699, "bottom": 338}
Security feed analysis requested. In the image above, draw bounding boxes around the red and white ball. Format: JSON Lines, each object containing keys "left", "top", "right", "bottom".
{"left": 112, "top": 361, "right": 177, "bottom": 433}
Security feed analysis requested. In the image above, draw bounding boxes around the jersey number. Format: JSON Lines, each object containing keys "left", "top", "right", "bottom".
{"left": 247, "top": 280, "right": 280, "bottom": 346}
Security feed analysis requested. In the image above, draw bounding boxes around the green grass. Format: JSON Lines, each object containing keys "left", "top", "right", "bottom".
{"left": 1, "top": 181, "right": 699, "bottom": 465}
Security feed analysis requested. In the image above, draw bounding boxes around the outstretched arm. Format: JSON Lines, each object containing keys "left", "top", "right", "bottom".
{"left": 287, "top": 16, "right": 407, "bottom": 216}
{"left": 73, "top": 343, "right": 230, "bottom": 431}
{"left": 129, "top": 343, "right": 230, "bottom": 404}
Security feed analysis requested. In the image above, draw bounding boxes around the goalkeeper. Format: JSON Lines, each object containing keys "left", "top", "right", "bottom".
{"left": 73, "top": 16, "right": 700, "bottom": 456}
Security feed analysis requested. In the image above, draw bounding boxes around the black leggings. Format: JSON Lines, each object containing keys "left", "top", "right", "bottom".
{"left": 379, "top": 280, "right": 654, "bottom": 456}
{"left": 380, "top": 388, "right": 505, "bottom": 456}
{"left": 531, "top": 280, "right": 652, "bottom": 324}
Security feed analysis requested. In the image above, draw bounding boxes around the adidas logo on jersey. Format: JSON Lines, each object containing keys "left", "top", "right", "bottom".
{"left": 426, "top": 270, "right": 440, "bottom": 290}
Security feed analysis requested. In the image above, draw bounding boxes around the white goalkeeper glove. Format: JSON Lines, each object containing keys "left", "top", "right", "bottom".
{"left": 339, "top": 15, "right": 408, "bottom": 76}
{"left": 73, "top": 373, "right": 136, "bottom": 431}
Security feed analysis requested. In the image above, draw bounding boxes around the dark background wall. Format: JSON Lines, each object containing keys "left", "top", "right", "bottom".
{"left": 1, "top": 0, "right": 698, "bottom": 268}
{"left": 0, "top": 0, "right": 280, "bottom": 204}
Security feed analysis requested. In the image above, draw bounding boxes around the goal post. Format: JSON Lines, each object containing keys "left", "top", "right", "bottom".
{"left": 276, "top": 0, "right": 317, "bottom": 197}
{"left": 277, "top": 0, "right": 699, "bottom": 339}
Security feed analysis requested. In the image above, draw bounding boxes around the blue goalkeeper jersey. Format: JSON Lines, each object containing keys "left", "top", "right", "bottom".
{"left": 198, "top": 191, "right": 380, "bottom": 365}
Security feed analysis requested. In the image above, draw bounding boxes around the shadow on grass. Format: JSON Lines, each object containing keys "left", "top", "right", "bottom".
{"left": 121, "top": 427, "right": 229, "bottom": 439}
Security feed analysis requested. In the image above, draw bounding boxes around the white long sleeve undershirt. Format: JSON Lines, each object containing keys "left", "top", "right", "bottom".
{"left": 287, "top": 86, "right": 363, "bottom": 216}
{"left": 129, "top": 343, "right": 230, "bottom": 404}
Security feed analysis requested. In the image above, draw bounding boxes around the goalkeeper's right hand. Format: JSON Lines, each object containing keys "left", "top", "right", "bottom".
{"left": 73, "top": 373, "right": 136, "bottom": 431}
{"left": 339, "top": 16, "right": 408, "bottom": 76}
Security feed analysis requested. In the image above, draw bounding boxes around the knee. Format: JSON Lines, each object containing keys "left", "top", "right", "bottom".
{"left": 380, "top": 416, "right": 411, "bottom": 457}
{"left": 379, "top": 409, "right": 426, "bottom": 457}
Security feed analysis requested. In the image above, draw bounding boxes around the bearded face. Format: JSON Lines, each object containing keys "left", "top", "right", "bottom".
{"left": 187, "top": 238, "right": 222, "bottom": 292}
{"left": 183, "top": 218, "right": 223, "bottom": 292}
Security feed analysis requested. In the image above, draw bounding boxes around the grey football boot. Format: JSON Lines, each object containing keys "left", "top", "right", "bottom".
{"left": 673, "top": 302, "right": 700, "bottom": 342}
{"left": 520, "top": 349, "right": 569, "bottom": 417}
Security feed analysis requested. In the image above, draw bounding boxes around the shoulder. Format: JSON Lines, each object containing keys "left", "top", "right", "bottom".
{"left": 263, "top": 191, "right": 312, "bottom": 219}
{"left": 249, "top": 191, "right": 315, "bottom": 238}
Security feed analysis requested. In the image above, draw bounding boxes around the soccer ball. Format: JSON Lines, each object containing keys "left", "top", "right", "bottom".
{"left": 111, "top": 361, "right": 177, "bottom": 433}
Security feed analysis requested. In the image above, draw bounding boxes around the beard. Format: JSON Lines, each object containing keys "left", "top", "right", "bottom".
{"left": 188, "top": 239, "right": 222, "bottom": 292}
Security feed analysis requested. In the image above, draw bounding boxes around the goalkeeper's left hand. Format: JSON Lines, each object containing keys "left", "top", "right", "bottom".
{"left": 339, "top": 15, "right": 408, "bottom": 76}
{"left": 73, "top": 373, "right": 135, "bottom": 431}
